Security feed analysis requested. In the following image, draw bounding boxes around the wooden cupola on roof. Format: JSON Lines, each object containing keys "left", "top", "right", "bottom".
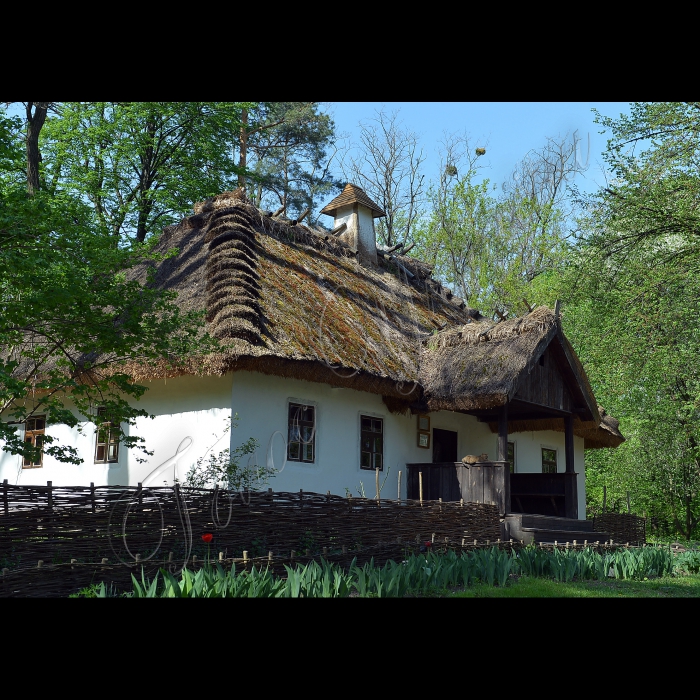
{"left": 320, "top": 184, "right": 386, "bottom": 265}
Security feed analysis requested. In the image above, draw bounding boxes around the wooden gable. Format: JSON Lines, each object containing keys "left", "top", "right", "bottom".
{"left": 513, "top": 344, "right": 576, "bottom": 414}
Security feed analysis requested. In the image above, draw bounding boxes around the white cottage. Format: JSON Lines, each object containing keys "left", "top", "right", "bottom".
{"left": 0, "top": 185, "right": 623, "bottom": 537}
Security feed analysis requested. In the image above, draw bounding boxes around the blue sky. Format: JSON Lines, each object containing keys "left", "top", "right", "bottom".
{"left": 4, "top": 101, "right": 635, "bottom": 196}
{"left": 321, "top": 102, "right": 634, "bottom": 196}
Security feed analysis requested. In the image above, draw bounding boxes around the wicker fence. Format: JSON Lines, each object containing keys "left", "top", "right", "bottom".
{"left": 0, "top": 481, "right": 502, "bottom": 597}
{"left": 592, "top": 512, "right": 646, "bottom": 545}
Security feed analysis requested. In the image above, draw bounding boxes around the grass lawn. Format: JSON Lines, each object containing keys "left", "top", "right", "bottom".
{"left": 450, "top": 574, "right": 700, "bottom": 598}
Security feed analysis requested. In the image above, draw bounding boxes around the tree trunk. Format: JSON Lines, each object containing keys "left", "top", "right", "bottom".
{"left": 136, "top": 201, "right": 152, "bottom": 243}
{"left": 135, "top": 116, "right": 157, "bottom": 243}
{"left": 238, "top": 107, "right": 248, "bottom": 190}
{"left": 26, "top": 102, "right": 49, "bottom": 196}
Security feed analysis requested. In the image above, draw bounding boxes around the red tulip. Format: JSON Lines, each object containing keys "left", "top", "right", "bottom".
{"left": 424, "top": 541, "right": 432, "bottom": 548}
{"left": 202, "top": 533, "right": 213, "bottom": 543}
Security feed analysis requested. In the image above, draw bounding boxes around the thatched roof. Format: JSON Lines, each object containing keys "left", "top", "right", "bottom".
{"left": 320, "top": 184, "right": 386, "bottom": 218}
{"left": 118, "top": 190, "right": 623, "bottom": 448}
{"left": 576, "top": 406, "right": 625, "bottom": 449}
{"left": 419, "top": 307, "right": 558, "bottom": 412}
{"left": 123, "top": 190, "right": 475, "bottom": 403}
{"left": 419, "top": 307, "right": 624, "bottom": 447}
{"left": 419, "top": 307, "right": 596, "bottom": 414}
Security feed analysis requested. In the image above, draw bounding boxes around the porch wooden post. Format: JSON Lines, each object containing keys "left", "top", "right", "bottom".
{"left": 564, "top": 414, "right": 578, "bottom": 519}
{"left": 498, "top": 403, "right": 508, "bottom": 462}
{"left": 498, "top": 403, "right": 511, "bottom": 515}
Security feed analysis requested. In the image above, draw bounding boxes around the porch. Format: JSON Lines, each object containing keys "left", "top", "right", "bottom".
{"left": 404, "top": 462, "right": 579, "bottom": 519}
{"left": 404, "top": 462, "right": 610, "bottom": 544}
{"left": 406, "top": 396, "right": 584, "bottom": 520}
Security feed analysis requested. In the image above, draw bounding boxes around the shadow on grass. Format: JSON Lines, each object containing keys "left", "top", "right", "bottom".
{"left": 452, "top": 574, "right": 700, "bottom": 598}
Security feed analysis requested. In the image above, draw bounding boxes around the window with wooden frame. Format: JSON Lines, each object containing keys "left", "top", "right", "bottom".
{"left": 287, "top": 403, "right": 315, "bottom": 463}
{"left": 95, "top": 407, "right": 120, "bottom": 464}
{"left": 541, "top": 447, "right": 557, "bottom": 474}
{"left": 23, "top": 415, "right": 46, "bottom": 468}
{"left": 360, "top": 415, "right": 383, "bottom": 471}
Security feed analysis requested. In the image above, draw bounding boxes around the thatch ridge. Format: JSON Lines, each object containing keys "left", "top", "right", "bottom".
{"left": 432, "top": 307, "right": 555, "bottom": 349}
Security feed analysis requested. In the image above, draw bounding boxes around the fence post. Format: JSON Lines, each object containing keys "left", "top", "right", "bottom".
{"left": 2, "top": 479, "right": 8, "bottom": 517}
{"left": 419, "top": 471, "right": 423, "bottom": 504}
{"left": 90, "top": 482, "right": 96, "bottom": 514}
{"left": 47, "top": 481, "right": 53, "bottom": 538}
{"left": 397, "top": 470, "right": 402, "bottom": 501}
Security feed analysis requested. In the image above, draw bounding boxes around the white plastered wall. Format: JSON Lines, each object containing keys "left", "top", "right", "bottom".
{"left": 334, "top": 204, "right": 377, "bottom": 264}
{"left": 0, "top": 370, "right": 586, "bottom": 518}
{"left": 0, "top": 374, "right": 233, "bottom": 487}
{"left": 355, "top": 206, "right": 376, "bottom": 261}
{"left": 230, "top": 370, "right": 585, "bottom": 517}
{"left": 333, "top": 204, "right": 355, "bottom": 246}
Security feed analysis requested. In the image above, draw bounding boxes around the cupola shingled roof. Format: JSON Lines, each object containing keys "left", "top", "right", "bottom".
{"left": 320, "top": 183, "right": 386, "bottom": 218}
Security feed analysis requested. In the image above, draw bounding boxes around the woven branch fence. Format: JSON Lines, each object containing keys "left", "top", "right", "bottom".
{"left": 592, "top": 513, "right": 646, "bottom": 546}
{"left": 0, "top": 481, "right": 502, "bottom": 597}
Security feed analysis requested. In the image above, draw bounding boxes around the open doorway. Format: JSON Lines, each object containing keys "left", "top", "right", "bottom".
{"left": 432, "top": 428, "right": 458, "bottom": 463}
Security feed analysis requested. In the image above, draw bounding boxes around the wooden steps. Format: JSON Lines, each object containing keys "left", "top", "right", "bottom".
{"left": 504, "top": 513, "right": 611, "bottom": 545}
{"left": 521, "top": 528, "right": 612, "bottom": 544}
